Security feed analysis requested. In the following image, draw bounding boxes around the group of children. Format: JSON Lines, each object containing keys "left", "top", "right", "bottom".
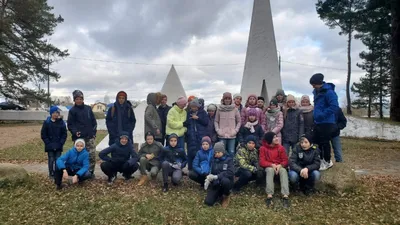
{"left": 40, "top": 73, "right": 346, "bottom": 208}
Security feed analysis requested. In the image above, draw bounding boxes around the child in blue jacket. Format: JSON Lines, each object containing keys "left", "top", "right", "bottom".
{"left": 41, "top": 106, "right": 67, "bottom": 179}
{"left": 55, "top": 139, "right": 92, "bottom": 190}
{"left": 189, "top": 136, "right": 214, "bottom": 187}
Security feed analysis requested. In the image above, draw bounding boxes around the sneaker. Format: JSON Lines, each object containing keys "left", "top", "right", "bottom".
{"left": 282, "top": 197, "right": 290, "bottom": 208}
{"left": 162, "top": 183, "right": 169, "bottom": 193}
{"left": 123, "top": 174, "right": 132, "bottom": 181}
{"left": 319, "top": 160, "right": 327, "bottom": 171}
{"left": 56, "top": 184, "right": 66, "bottom": 190}
{"left": 107, "top": 175, "right": 116, "bottom": 185}
{"left": 326, "top": 160, "right": 333, "bottom": 169}
{"left": 265, "top": 197, "right": 273, "bottom": 207}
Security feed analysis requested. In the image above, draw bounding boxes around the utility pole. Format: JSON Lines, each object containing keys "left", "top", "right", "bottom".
{"left": 47, "top": 47, "right": 50, "bottom": 108}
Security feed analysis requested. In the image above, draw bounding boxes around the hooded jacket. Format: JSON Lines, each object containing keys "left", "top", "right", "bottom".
{"left": 99, "top": 132, "right": 139, "bottom": 165}
{"left": 160, "top": 136, "right": 187, "bottom": 168}
{"left": 186, "top": 107, "right": 209, "bottom": 148}
{"left": 273, "top": 89, "right": 287, "bottom": 111}
{"left": 106, "top": 91, "right": 136, "bottom": 145}
{"left": 138, "top": 141, "right": 164, "bottom": 167}
{"left": 193, "top": 147, "right": 214, "bottom": 175}
{"left": 234, "top": 146, "right": 259, "bottom": 173}
{"left": 259, "top": 141, "right": 288, "bottom": 168}
{"left": 313, "top": 82, "right": 339, "bottom": 124}
{"left": 157, "top": 104, "right": 171, "bottom": 136}
{"left": 41, "top": 117, "right": 67, "bottom": 152}
{"left": 145, "top": 93, "right": 163, "bottom": 139}
{"left": 289, "top": 144, "right": 321, "bottom": 173}
{"left": 56, "top": 147, "right": 89, "bottom": 177}
{"left": 210, "top": 156, "right": 235, "bottom": 184}
{"left": 67, "top": 104, "right": 97, "bottom": 141}
{"left": 214, "top": 104, "right": 241, "bottom": 139}
{"left": 166, "top": 105, "right": 187, "bottom": 137}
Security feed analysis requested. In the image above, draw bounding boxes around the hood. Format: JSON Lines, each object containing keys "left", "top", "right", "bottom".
{"left": 147, "top": 93, "right": 157, "bottom": 106}
{"left": 245, "top": 94, "right": 258, "bottom": 107}
{"left": 275, "top": 89, "right": 286, "bottom": 97}
{"left": 322, "top": 82, "right": 335, "bottom": 91}
{"left": 115, "top": 131, "right": 133, "bottom": 147}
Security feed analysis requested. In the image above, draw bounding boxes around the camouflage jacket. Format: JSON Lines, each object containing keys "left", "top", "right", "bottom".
{"left": 234, "top": 146, "right": 259, "bottom": 173}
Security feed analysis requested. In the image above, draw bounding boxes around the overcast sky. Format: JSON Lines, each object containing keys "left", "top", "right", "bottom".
{"left": 45, "top": 0, "right": 365, "bottom": 105}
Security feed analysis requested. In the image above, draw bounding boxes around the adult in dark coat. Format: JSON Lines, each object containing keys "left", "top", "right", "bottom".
{"left": 157, "top": 94, "right": 171, "bottom": 145}
{"left": 106, "top": 91, "right": 136, "bottom": 146}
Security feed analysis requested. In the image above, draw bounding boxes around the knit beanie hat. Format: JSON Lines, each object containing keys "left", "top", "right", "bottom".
{"left": 309, "top": 73, "right": 324, "bottom": 85}
{"left": 176, "top": 96, "right": 187, "bottom": 107}
{"left": 233, "top": 93, "right": 242, "bottom": 99}
{"left": 264, "top": 132, "right": 276, "bottom": 145}
{"left": 214, "top": 142, "right": 226, "bottom": 154}
{"left": 74, "top": 138, "right": 86, "bottom": 148}
{"left": 49, "top": 106, "right": 60, "bottom": 115}
{"left": 248, "top": 108, "right": 258, "bottom": 117}
{"left": 72, "top": 90, "right": 84, "bottom": 101}
{"left": 269, "top": 98, "right": 278, "bottom": 106}
{"left": 189, "top": 97, "right": 200, "bottom": 107}
{"left": 301, "top": 95, "right": 310, "bottom": 102}
{"left": 302, "top": 134, "right": 314, "bottom": 145}
{"left": 201, "top": 136, "right": 212, "bottom": 146}
{"left": 246, "top": 135, "right": 257, "bottom": 144}
{"left": 120, "top": 133, "right": 129, "bottom": 140}
{"left": 247, "top": 94, "right": 257, "bottom": 100}
{"left": 222, "top": 92, "right": 232, "bottom": 100}
{"left": 188, "top": 95, "right": 196, "bottom": 103}
{"left": 207, "top": 104, "right": 217, "bottom": 112}
{"left": 286, "top": 94, "right": 296, "bottom": 102}
{"left": 168, "top": 133, "right": 179, "bottom": 141}
{"left": 145, "top": 131, "right": 155, "bottom": 140}
{"left": 257, "top": 96, "right": 265, "bottom": 102}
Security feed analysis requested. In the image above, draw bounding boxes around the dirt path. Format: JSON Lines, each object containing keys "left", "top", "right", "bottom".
{"left": 0, "top": 125, "right": 42, "bottom": 150}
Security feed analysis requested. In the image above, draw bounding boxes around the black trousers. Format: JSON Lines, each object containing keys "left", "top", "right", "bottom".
{"left": 204, "top": 177, "right": 233, "bottom": 206}
{"left": 54, "top": 166, "right": 91, "bottom": 186}
{"left": 100, "top": 161, "right": 138, "bottom": 178}
{"left": 314, "top": 123, "right": 335, "bottom": 162}
{"left": 189, "top": 170, "right": 207, "bottom": 186}
{"left": 234, "top": 168, "right": 263, "bottom": 190}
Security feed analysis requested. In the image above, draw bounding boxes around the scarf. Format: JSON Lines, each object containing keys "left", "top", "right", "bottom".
{"left": 245, "top": 120, "right": 258, "bottom": 133}
{"left": 218, "top": 104, "right": 236, "bottom": 112}
{"left": 299, "top": 105, "right": 314, "bottom": 113}
{"left": 267, "top": 107, "right": 280, "bottom": 117}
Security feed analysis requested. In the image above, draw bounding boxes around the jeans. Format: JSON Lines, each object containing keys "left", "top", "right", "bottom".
{"left": 331, "top": 135, "right": 343, "bottom": 162}
{"left": 283, "top": 141, "right": 296, "bottom": 157}
{"left": 100, "top": 161, "right": 138, "bottom": 178}
{"left": 47, "top": 151, "right": 61, "bottom": 177}
{"left": 220, "top": 138, "right": 236, "bottom": 157}
{"left": 161, "top": 161, "right": 183, "bottom": 184}
{"left": 204, "top": 177, "right": 233, "bottom": 206}
{"left": 265, "top": 167, "right": 289, "bottom": 196}
{"left": 288, "top": 170, "right": 321, "bottom": 189}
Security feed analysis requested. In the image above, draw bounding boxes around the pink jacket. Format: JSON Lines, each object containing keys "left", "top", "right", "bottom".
{"left": 265, "top": 110, "right": 284, "bottom": 144}
{"left": 241, "top": 106, "right": 266, "bottom": 131}
{"left": 214, "top": 104, "right": 241, "bottom": 139}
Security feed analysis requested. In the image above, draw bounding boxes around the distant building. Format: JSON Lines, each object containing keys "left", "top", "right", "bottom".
{"left": 92, "top": 102, "right": 107, "bottom": 112}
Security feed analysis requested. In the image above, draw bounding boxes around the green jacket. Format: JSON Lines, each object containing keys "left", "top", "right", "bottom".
{"left": 234, "top": 146, "right": 259, "bottom": 173}
{"left": 139, "top": 141, "right": 163, "bottom": 167}
{"left": 166, "top": 105, "right": 187, "bottom": 137}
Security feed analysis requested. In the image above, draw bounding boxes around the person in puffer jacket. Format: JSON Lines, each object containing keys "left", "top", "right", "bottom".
{"left": 137, "top": 132, "right": 164, "bottom": 186}
{"left": 206, "top": 104, "right": 218, "bottom": 145}
{"left": 203, "top": 142, "right": 234, "bottom": 208}
{"left": 41, "top": 106, "right": 67, "bottom": 179}
{"left": 289, "top": 134, "right": 321, "bottom": 195}
{"left": 264, "top": 98, "right": 284, "bottom": 144}
{"left": 241, "top": 94, "right": 266, "bottom": 130}
{"left": 233, "top": 135, "right": 263, "bottom": 193}
{"left": 99, "top": 132, "right": 139, "bottom": 185}
{"left": 55, "top": 139, "right": 91, "bottom": 190}
{"left": 186, "top": 98, "right": 208, "bottom": 170}
{"left": 238, "top": 108, "right": 264, "bottom": 148}
{"left": 160, "top": 134, "right": 187, "bottom": 192}
{"left": 299, "top": 95, "right": 314, "bottom": 138}
{"left": 273, "top": 89, "right": 287, "bottom": 111}
{"left": 189, "top": 136, "right": 214, "bottom": 187}
{"left": 282, "top": 94, "right": 304, "bottom": 156}
{"left": 166, "top": 96, "right": 188, "bottom": 148}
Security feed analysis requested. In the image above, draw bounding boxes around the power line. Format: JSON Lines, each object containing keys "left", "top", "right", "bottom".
{"left": 281, "top": 60, "right": 364, "bottom": 73}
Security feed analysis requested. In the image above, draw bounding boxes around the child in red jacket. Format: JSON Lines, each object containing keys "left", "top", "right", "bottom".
{"left": 259, "top": 132, "right": 290, "bottom": 208}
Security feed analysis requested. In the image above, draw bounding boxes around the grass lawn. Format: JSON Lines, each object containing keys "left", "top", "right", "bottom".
{"left": 0, "top": 131, "right": 108, "bottom": 163}
{"left": 0, "top": 137, "right": 399, "bottom": 224}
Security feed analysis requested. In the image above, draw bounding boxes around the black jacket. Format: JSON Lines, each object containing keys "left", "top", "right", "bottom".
{"left": 67, "top": 104, "right": 97, "bottom": 141}
{"left": 332, "top": 109, "right": 347, "bottom": 138}
{"left": 106, "top": 98, "right": 136, "bottom": 146}
{"left": 160, "top": 146, "right": 187, "bottom": 168}
{"left": 157, "top": 104, "right": 171, "bottom": 136}
{"left": 289, "top": 144, "right": 321, "bottom": 173}
{"left": 41, "top": 117, "right": 67, "bottom": 152}
{"left": 238, "top": 124, "right": 264, "bottom": 148}
{"left": 210, "top": 156, "right": 234, "bottom": 184}
{"left": 99, "top": 136, "right": 138, "bottom": 165}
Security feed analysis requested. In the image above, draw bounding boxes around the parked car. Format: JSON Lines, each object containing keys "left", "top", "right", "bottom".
{"left": 0, "top": 102, "right": 27, "bottom": 110}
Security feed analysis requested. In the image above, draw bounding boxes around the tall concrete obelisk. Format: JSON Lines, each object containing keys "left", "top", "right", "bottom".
{"left": 161, "top": 65, "right": 187, "bottom": 105}
{"left": 241, "top": 0, "right": 282, "bottom": 100}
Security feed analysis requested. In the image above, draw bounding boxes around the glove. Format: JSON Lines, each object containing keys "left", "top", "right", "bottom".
{"left": 204, "top": 179, "right": 210, "bottom": 190}
{"left": 206, "top": 174, "right": 218, "bottom": 181}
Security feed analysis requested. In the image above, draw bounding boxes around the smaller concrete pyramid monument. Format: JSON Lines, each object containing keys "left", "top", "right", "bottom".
{"left": 161, "top": 65, "right": 187, "bottom": 105}
{"left": 260, "top": 79, "right": 269, "bottom": 104}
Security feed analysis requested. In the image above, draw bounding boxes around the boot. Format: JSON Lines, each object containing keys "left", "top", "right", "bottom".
{"left": 162, "top": 183, "right": 169, "bottom": 192}
{"left": 221, "top": 195, "right": 230, "bottom": 208}
{"left": 137, "top": 175, "right": 149, "bottom": 186}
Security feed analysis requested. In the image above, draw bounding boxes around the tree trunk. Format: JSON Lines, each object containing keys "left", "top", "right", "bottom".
{"left": 379, "top": 44, "right": 384, "bottom": 119}
{"left": 346, "top": 31, "right": 353, "bottom": 115}
{"left": 391, "top": 0, "right": 400, "bottom": 121}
